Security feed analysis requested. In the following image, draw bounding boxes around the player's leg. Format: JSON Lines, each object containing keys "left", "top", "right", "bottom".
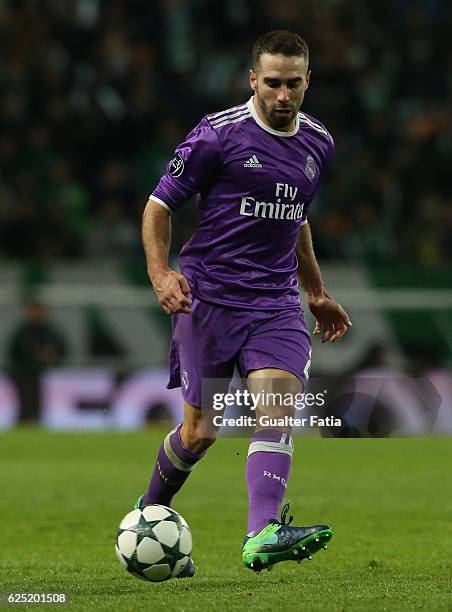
{"left": 239, "top": 310, "right": 332, "bottom": 571}
{"left": 140, "top": 297, "right": 241, "bottom": 509}
{"left": 245, "top": 368, "right": 300, "bottom": 535}
{"left": 142, "top": 400, "right": 217, "bottom": 507}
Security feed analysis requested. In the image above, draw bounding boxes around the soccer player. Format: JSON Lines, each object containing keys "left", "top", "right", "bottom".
{"left": 140, "top": 30, "right": 351, "bottom": 575}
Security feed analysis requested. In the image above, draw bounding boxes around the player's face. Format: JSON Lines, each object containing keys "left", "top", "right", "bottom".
{"left": 249, "top": 53, "right": 310, "bottom": 131}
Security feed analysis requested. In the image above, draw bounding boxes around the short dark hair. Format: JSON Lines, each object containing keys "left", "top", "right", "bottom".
{"left": 251, "top": 30, "right": 309, "bottom": 70}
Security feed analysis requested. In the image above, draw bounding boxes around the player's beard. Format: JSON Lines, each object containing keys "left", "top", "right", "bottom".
{"left": 256, "top": 92, "right": 297, "bottom": 131}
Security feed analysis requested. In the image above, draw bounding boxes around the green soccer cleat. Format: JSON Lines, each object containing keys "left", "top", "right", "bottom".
{"left": 135, "top": 495, "right": 145, "bottom": 509}
{"left": 242, "top": 503, "right": 333, "bottom": 573}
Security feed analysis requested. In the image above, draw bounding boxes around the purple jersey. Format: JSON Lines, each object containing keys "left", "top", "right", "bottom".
{"left": 152, "top": 97, "right": 334, "bottom": 310}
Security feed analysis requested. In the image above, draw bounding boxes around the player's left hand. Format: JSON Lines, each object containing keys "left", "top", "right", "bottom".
{"left": 308, "top": 294, "right": 352, "bottom": 343}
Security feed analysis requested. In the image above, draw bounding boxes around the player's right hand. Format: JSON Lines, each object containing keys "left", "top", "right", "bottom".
{"left": 152, "top": 270, "right": 192, "bottom": 315}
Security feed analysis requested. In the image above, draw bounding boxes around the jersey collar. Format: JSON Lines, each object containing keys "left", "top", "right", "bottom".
{"left": 247, "top": 97, "right": 300, "bottom": 137}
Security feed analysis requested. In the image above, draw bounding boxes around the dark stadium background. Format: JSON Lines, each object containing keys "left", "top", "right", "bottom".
{"left": 0, "top": 0, "right": 451, "bottom": 432}
{"left": 0, "top": 3, "right": 451, "bottom": 610}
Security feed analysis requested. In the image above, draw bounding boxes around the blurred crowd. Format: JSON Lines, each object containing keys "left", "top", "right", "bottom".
{"left": 1, "top": 0, "right": 451, "bottom": 264}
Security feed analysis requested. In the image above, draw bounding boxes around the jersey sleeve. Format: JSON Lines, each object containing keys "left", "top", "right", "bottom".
{"left": 151, "top": 117, "right": 222, "bottom": 213}
{"left": 324, "top": 132, "right": 335, "bottom": 167}
{"left": 300, "top": 132, "right": 335, "bottom": 225}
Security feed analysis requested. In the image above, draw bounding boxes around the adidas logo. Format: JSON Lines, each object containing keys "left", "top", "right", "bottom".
{"left": 243, "top": 155, "right": 262, "bottom": 168}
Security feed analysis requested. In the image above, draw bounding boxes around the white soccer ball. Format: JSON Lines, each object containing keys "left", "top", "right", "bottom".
{"left": 115, "top": 504, "right": 192, "bottom": 582}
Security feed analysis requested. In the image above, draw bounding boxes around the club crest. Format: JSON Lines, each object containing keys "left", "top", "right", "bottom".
{"left": 305, "top": 155, "right": 317, "bottom": 180}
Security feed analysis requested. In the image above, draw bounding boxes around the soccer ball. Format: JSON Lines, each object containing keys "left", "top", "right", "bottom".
{"left": 115, "top": 504, "right": 192, "bottom": 582}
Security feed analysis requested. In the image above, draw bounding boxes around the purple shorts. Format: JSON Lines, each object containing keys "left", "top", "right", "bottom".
{"left": 167, "top": 298, "right": 312, "bottom": 407}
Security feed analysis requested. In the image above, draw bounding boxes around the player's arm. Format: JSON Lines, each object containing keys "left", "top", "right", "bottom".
{"left": 296, "top": 222, "right": 352, "bottom": 342}
{"left": 142, "top": 199, "right": 192, "bottom": 315}
{"left": 143, "top": 118, "right": 221, "bottom": 315}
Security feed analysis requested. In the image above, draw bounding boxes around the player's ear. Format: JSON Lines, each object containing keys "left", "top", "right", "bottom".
{"left": 249, "top": 68, "right": 257, "bottom": 91}
{"left": 305, "top": 70, "right": 311, "bottom": 91}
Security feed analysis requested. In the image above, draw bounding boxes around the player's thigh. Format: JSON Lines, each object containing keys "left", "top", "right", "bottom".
{"left": 170, "top": 298, "right": 244, "bottom": 407}
{"left": 239, "top": 309, "right": 312, "bottom": 388}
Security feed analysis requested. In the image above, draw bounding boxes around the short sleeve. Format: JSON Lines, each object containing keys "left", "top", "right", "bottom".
{"left": 300, "top": 200, "right": 312, "bottom": 226}
{"left": 151, "top": 117, "right": 222, "bottom": 213}
{"left": 325, "top": 133, "right": 335, "bottom": 166}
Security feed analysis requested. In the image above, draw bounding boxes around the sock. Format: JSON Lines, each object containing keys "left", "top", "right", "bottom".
{"left": 143, "top": 424, "right": 205, "bottom": 507}
{"left": 245, "top": 429, "right": 294, "bottom": 535}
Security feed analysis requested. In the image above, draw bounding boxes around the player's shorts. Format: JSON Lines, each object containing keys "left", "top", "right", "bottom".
{"left": 167, "top": 297, "right": 311, "bottom": 407}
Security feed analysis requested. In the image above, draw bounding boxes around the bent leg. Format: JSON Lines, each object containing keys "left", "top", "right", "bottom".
{"left": 143, "top": 401, "right": 217, "bottom": 506}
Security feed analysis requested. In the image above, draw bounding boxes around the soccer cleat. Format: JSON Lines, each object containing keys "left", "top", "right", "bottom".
{"left": 175, "top": 557, "right": 195, "bottom": 578}
{"left": 134, "top": 495, "right": 145, "bottom": 509}
{"left": 134, "top": 495, "right": 195, "bottom": 578}
{"left": 242, "top": 503, "right": 333, "bottom": 573}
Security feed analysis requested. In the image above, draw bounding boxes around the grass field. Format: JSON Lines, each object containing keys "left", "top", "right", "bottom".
{"left": 0, "top": 429, "right": 451, "bottom": 611}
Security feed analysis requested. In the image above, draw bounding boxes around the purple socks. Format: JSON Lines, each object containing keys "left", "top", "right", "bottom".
{"left": 245, "top": 429, "right": 294, "bottom": 535}
{"left": 144, "top": 424, "right": 293, "bottom": 536}
{"left": 143, "top": 424, "right": 205, "bottom": 507}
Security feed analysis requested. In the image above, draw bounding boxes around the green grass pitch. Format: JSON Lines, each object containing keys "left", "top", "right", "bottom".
{"left": 0, "top": 429, "right": 450, "bottom": 611}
